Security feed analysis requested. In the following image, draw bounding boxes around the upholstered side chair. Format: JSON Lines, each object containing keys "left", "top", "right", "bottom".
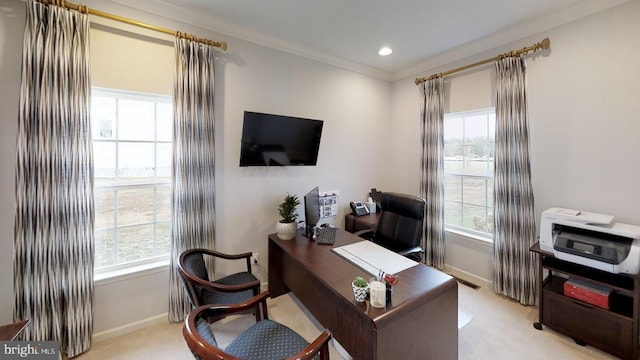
{"left": 178, "top": 248, "right": 261, "bottom": 310}
{"left": 183, "top": 291, "right": 331, "bottom": 360}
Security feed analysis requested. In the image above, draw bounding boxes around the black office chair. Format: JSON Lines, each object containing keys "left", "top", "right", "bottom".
{"left": 178, "top": 248, "right": 261, "bottom": 310}
{"left": 356, "top": 192, "right": 426, "bottom": 262}
{"left": 183, "top": 291, "right": 331, "bottom": 360}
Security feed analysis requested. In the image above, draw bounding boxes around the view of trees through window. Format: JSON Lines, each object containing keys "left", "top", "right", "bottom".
{"left": 92, "top": 88, "right": 172, "bottom": 269}
{"left": 444, "top": 108, "right": 495, "bottom": 237}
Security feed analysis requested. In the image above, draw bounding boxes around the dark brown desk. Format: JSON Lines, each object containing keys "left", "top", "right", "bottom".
{"left": 344, "top": 212, "right": 380, "bottom": 233}
{"left": 0, "top": 320, "right": 29, "bottom": 341}
{"left": 268, "top": 229, "right": 458, "bottom": 360}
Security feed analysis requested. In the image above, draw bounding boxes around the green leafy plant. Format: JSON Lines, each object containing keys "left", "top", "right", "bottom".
{"left": 278, "top": 193, "right": 300, "bottom": 223}
{"left": 353, "top": 276, "right": 368, "bottom": 288}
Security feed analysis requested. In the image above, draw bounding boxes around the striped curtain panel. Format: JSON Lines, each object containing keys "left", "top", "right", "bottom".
{"left": 492, "top": 55, "right": 537, "bottom": 306}
{"left": 168, "top": 37, "right": 217, "bottom": 322}
{"left": 14, "top": 1, "right": 94, "bottom": 357}
{"left": 418, "top": 78, "right": 445, "bottom": 269}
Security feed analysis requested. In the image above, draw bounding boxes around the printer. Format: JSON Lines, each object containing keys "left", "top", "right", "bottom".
{"left": 540, "top": 207, "right": 640, "bottom": 274}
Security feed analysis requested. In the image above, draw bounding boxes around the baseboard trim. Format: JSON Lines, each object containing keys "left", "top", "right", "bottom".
{"left": 92, "top": 313, "right": 169, "bottom": 343}
{"left": 444, "top": 265, "right": 492, "bottom": 290}
{"left": 92, "top": 281, "right": 269, "bottom": 344}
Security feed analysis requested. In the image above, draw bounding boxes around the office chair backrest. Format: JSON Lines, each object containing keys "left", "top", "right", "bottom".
{"left": 374, "top": 192, "right": 426, "bottom": 252}
{"left": 182, "top": 252, "right": 210, "bottom": 281}
{"left": 180, "top": 251, "right": 210, "bottom": 307}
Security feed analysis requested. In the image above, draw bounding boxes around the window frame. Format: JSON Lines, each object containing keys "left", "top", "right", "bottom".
{"left": 91, "top": 87, "right": 173, "bottom": 275}
{"left": 443, "top": 107, "right": 495, "bottom": 241}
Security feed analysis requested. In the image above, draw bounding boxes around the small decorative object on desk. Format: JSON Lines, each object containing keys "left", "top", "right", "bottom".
{"left": 352, "top": 276, "right": 369, "bottom": 302}
{"left": 369, "top": 277, "right": 386, "bottom": 308}
{"left": 383, "top": 273, "right": 399, "bottom": 303}
{"left": 366, "top": 197, "right": 376, "bottom": 214}
{"left": 276, "top": 193, "right": 300, "bottom": 240}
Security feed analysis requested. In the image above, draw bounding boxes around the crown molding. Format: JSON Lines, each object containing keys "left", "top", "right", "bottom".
{"left": 393, "top": 0, "right": 631, "bottom": 81}
{"left": 105, "top": 0, "right": 393, "bottom": 80}
{"left": 104, "top": 0, "right": 629, "bottom": 83}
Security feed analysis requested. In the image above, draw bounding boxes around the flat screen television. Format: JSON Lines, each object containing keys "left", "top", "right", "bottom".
{"left": 304, "top": 186, "right": 320, "bottom": 237}
{"left": 239, "top": 111, "right": 324, "bottom": 166}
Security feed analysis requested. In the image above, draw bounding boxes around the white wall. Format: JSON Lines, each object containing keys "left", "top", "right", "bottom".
{"left": 0, "top": 0, "right": 391, "bottom": 334}
{"left": 391, "top": 0, "right": 640, "bottom": 285}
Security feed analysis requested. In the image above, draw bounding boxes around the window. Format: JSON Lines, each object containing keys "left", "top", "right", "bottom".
{"left": 444, "top": 108, "right": 495, "bottom": 238}
{"left": 92, "top": 88, "right": 172, "bottom": 271}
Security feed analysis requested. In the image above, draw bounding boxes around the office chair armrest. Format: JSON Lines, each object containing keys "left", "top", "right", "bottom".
{"left": 285, "top": 329, "right": 332, "bottom": 360}
{"left": 177, "top": 260, "right": 260, "bottom": 293}
{"left": 195, "top": 291, "right": 270, "bottom": 318}
{"left": 190, "top": 276, "right": 261, "bottom": 294}
{"left": 190, "top": 248, "right": 254, "bottom": 272}
{"left": 353, "top": 229, "right": 375, "bottom": 240}
{"left": 397, "top": 247, "right": 424, "bottom": 261}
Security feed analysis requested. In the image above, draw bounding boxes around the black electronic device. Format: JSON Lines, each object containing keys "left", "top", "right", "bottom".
{"left": 304, "top": 186, "right": 321, "bottom": 237}
{"left": 316, "top": 227, "right": 337, "bottom": 245}
{"left": 239, "top": 111, "right": 324, "bottom": 166}
{"left": 350, "top": 201, "right": 369, "bottom": 217}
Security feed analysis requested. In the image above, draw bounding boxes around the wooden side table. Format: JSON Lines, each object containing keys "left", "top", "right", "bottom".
{"left": 344, "top": 212, "right": 381, "bottom": 233}
{"left": 0, "top": 320, "right": 29, "bottom": 341}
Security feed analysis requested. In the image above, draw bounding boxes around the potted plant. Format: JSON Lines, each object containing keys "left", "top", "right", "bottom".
{"left": 276, "top": 193, "right": 300, "bottom": 240}
{"left": 352, "top": 276, "right": 369, "bottom": 302}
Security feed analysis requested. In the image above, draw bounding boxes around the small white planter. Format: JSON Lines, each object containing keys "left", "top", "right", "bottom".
{"left": 352, "top": 282, "right": 369, "bottom": 302}
{"left": 276, "top": 221, "right": 297, "bottom": 240}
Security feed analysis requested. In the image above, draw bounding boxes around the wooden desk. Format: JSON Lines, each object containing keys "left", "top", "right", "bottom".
{"left": 268, "top": 230, "right": 458, "bottom": 360}
{"left": 0, "top": 320, "right": 29, "bottom": 341}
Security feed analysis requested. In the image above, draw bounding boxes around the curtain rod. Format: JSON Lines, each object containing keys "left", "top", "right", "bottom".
{"left": 38, "top": 0, "right": 227, "bottom": 50}
{"left": 414, "top": 37, "right": 550, "bottom": 85}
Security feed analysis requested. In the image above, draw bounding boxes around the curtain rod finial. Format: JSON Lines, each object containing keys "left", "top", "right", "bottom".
{"left": 220, "top": 42, "right": 227, "bottom": 51}
{"left": 541, "top": 38, "right": 551, "bottom": 50}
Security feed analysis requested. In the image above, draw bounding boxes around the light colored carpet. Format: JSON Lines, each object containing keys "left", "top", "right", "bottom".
{"left": 458, "top": 309, "right": 473, "bottom": 329}
{"left": 76, "top": 283, "right": 618, "bottom": 360}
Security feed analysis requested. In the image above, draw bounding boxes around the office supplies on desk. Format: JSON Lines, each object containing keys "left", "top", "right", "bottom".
{"left": 316, "top": 227, "right": 336, "bottom": 245}
{"left": 349, "top": 201, "right": 369, "bottom": 216}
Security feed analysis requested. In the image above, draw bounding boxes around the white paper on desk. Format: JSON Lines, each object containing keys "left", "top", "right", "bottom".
{"left": 332, "top": 241, "right": 418, "bottom": 276}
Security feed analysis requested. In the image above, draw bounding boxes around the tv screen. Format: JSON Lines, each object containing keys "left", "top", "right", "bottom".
{"left": 239, "top": 111, "right": 324, "bottom": 166}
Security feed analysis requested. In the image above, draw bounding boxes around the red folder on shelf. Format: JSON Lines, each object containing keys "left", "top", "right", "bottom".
{"left": 563, "top": 278, "right": 612, "bottom": 309}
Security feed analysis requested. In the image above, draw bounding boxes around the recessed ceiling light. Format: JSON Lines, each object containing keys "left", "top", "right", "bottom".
{"left": 378, "top": 47, "right": 392, "bottom": 56}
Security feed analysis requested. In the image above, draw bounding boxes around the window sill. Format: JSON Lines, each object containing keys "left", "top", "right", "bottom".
{"left": 94, "top": 259, "right": 170, "bottom": 286}
{"left": 445, "top": 227, "right": 493, "bottom": 247}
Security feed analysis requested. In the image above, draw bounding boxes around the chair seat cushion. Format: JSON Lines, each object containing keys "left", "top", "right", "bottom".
{"left": 202, "top": 272, "right": 258, "bottom": 304}
{"left": 225, "top": 320, "right": 311, "bottom": 360}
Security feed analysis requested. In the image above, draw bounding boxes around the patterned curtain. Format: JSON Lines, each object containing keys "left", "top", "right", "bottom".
{"left": 492, "top": 55, "right": 537, "bottom": 305}
{"left": 14, "top": 1, "right": 94, "bottom": 357}
{"left": 168, "top": 37, "right": 217, "bottom": 322}
{"left": 418, "top": 78, "right": 445, "bottom": 269}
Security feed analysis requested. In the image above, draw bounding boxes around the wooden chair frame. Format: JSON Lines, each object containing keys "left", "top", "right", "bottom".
{"left": 183, "top": 291, "right": 331, "bottom": 360}
{"left": 178, "top": 248, "right": 261, "bottom": 308}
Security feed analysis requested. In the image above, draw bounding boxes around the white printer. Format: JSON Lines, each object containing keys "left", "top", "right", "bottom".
{"left": 540, "top": 207, "right": 640, "bottom": 274}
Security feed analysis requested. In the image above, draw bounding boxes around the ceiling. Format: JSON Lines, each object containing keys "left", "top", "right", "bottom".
{"left": 112, "top": 0, "right": 627, "bottom": 80}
